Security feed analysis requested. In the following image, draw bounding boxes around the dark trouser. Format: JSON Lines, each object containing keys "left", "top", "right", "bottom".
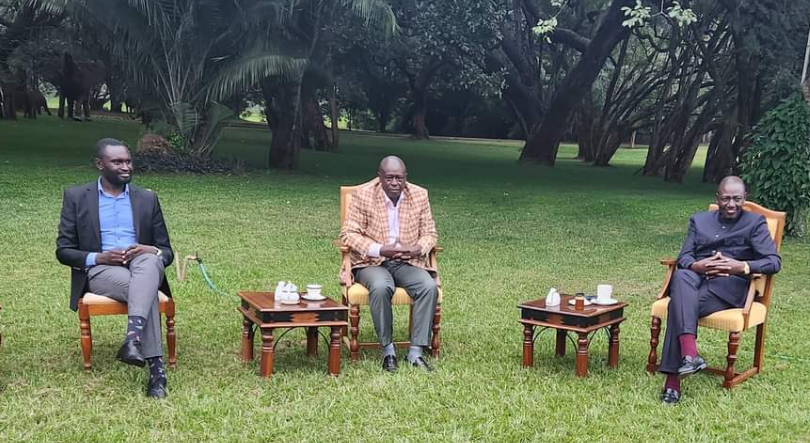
{"left": 659, "top": 269, "right": 743, "bottom": 374}
{"left": 355, "top": 261, "right": 438, "bottom": 348}
{"left": 87, "top": 253, "right": 165, "bottom": 359}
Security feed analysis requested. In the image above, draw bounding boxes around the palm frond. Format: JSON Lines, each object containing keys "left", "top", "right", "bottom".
{"left": 207, "top": 50, "right": 308, "bottom": 102}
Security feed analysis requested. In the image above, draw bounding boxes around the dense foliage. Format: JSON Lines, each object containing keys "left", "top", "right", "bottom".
{"left": 740, "top": 93, "right": 810, "bottom": 236}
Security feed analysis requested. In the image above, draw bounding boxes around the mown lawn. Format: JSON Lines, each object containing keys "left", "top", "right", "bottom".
{"left": 1, "top": 115, "right": 809, "bottom": 442}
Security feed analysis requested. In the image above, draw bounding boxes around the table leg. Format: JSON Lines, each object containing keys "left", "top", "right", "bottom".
{"left": 241, "top": 316, "right": 254, "bottom": 362}
{"left": 306, "top": 327, "right": 318, "bottom": 357}
{"left": 576, "top": 332, "right": 589, "bottom": 377}
{"left": 608, "top": 324, "right": 620, "bottom": 368}
{"left": 328, "top": 326, "right": 341, "bottom": 376}
{"left": 522, "top": 324, "right": 534, "bottom": 368}
{"left": 259, "top": 327, "right": 275, "bottom": 378}
{"left": 555, "top": 329, "right": 567, "bottom": 357}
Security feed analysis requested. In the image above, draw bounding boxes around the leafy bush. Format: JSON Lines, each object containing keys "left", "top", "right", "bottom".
{"left": 740, "top": 93, "right": 810, "bottom": 236}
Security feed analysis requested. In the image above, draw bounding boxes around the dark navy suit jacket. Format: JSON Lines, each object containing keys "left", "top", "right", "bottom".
{"left": 676, "top": 210, "right": 781, "bottom": 305}
{"left": 56, "top": 181, "right": 174, "bottom": 311}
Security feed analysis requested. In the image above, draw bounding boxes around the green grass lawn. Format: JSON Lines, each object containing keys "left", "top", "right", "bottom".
{"left": 1, "top": 115, "right": 809, "bottom": 442}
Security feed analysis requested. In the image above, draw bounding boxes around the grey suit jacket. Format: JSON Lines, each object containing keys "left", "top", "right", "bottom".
{"left": 56, "top": 181, "right": 174, "bottom": 311}
{"left": 676, "top": 210, "right": 781, "bottom": 305}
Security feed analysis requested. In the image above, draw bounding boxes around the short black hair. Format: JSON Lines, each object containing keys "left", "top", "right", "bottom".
{"left": 96, "top": 138, "right": 129, "bottom": 159}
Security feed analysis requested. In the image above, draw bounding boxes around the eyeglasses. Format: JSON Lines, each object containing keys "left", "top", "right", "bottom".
{"left": 718, "top": 196, "right": 744, "bottom": 204}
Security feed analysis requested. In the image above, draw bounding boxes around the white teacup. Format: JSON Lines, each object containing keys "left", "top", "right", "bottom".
{"left": 306, "top": 284, "right": 322, "bottom": 297}
{"left": 596, "top": 284, "right": 613, "bottom": 302}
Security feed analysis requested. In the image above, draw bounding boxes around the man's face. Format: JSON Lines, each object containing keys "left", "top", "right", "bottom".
{"left": 96, "top": 145, "right": 133, "bottom": 186}
{"left": 378, "top": 163, "right": 407, "bottom": 201}
{"left": 716, "top": 181, "right": 746, "bottom": 220}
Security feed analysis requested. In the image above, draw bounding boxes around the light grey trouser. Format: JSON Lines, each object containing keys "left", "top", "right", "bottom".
{"left": 87, "top": 253, "right": 165, "bottom": 359}
{"left": 355, "top": 261, "right": 438, "bottom": 348}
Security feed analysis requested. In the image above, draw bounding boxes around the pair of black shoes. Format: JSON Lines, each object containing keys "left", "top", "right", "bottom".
{"left": 116, "top": 340, "right": 168, "bottom": 399}
{"left": 382, "top": 355, "right": 434, "bottom": 373}
{"left": 661, "top": 355, "right": 707, "bottom": 405}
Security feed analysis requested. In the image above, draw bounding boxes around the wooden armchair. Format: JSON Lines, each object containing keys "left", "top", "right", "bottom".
{"left": 78, "top": 288, "right": 176, "bottom": 371}
{"left": 338, "top": 184, "right": 443, "bottom": 362}
{"left": 646, "top": 201, "right": 785, "bottom": 388}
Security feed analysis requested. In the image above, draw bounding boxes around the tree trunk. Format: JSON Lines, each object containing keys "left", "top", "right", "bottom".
{"left": 519, "top": 0, "right": 633, "bottom": 165}
{"left": 575, "top": 91, "right": 596, "bottom": 161}
{"left": 410, "top": 82, "right": 430, "bottom": 139}
{"left": 329, "top": 85, "right": 339, "bottom": 149}
{"left": 261, "top": 78, "right": 301, "bottom": 169}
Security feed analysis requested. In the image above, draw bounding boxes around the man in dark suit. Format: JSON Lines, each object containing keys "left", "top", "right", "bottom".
{"left": 56, "top": 138, "right": 174, "bottom": 398}
{"left": 659, "top": 176, "right": 781, "bottom": 404}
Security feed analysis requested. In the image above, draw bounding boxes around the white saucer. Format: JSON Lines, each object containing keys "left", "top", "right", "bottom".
{"left": 280, "top": 298, "right": 302, "bottom": 305}
{"left": 568, "top": 298, "right": 593, "bottom": 306}
{"left": 594, "top": 298, "right": 619, "bottom": 306}
{"left": 302, "top": 294, "right": 326, "bottom": 301}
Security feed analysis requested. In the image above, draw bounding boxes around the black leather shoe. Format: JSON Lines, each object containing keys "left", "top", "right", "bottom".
{"left": 382, "top": 355, "right": 398, "bottom": 373}
{"left": 661, "top": 388, "right": 680, "bottom": 405}
{"left": 146, "top": 376, "right": 168, "bottom": 399}
{"left": 677, "top": 355, "right": 707, "bottom": 377}
{"left": 409, "top": 356, "right": 434, "bottom": 372}
{"left": 116, "top": 340, "right": 145, "bottom": 367}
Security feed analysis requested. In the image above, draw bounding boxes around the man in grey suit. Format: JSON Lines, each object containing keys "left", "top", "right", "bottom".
{"left": 56, "top": 138, "right": 174, "bottom": 398}
{"left": 659, "top": 176, "right": 781, "bottom": 404}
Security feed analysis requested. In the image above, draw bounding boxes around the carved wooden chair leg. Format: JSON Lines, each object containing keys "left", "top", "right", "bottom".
{"left": 78, "top": 302, "right": 93, "bottom": 371}
{"left": 724, "top": 331, "right": 741, "bottom": 388}
{"left": 430, "top": 302, "right": 441, "bottom": 358}
{"left": 753, "top": 323, "right": 767, "bottom": 373}
{"left": 165, "top": 300, "right": 177, "bottom": 368}
{"left": 647, "top": 316, "right": 662, "bottom": 373}
{"left": 349, "top": 304, "right": 360, "bottom": 362}
{"left": 340, "top": 294, "right": 349, "bottom": 338}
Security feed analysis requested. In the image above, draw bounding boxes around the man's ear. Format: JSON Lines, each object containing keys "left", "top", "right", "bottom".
{"left": 94, "top": 157, "right": 102, "bottom": 170}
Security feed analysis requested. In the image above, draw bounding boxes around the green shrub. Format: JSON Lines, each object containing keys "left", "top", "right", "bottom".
{"left": 740, "top": 92, "right": 810, "bottom": 236}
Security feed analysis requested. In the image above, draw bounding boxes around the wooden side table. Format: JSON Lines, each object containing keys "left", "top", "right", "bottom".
{"left": 518, "top": 295, "right": 628, "bottom": 377}
{"left": 237, "top": 291, "right": 348, "bottom": 378}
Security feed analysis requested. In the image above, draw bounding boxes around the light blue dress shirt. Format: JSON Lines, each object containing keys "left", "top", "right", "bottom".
{"left": 85, "top": 178, "right": 137, "bottom": 267}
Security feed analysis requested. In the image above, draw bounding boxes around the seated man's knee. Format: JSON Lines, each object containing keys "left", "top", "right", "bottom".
{"left": 671, "top": 269, "right": 699, "bottom": 286}
{"left": 366, "top": 279, "right": 395, "bottom": 297}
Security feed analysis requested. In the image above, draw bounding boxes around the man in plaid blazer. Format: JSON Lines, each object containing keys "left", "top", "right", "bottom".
{"left": 340, "top": 156, "right": 439, "bottom": 372}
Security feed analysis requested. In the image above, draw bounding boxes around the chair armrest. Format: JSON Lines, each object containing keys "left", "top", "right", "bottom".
{"left": 656, "top": 258, "right": 677, "bottom": 299}
{"left": 429, "top": 246, "right": 442, "bottom": 289}
{"left": 741, "top": 274, "right": 764, "bottom": 330}
{"left": 337, "top": 240, "right": 353, "bottom": 287}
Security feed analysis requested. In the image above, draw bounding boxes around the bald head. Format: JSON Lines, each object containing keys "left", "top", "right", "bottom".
{"left": 716, "top": 175, "right": 746, "bottom": 220}
{"left": 377, "top": 156, "right": 408, "bottom": 202}
{"left": 378, "top": 156, "right": 406, "bottom": 174}
{"left": 718, "top": 175, "right": 745, "bottom": 192}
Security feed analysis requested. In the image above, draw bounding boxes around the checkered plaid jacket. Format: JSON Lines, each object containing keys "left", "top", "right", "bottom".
{"left": 340, "top": 178, "right": 438, "bottom": 272}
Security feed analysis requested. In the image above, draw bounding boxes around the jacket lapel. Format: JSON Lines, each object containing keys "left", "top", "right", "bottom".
{"left": 373, "top": 184, "right": 389, "bottom": 241}
{"left": 85, "top": 182, "right": 101, "bottom": 246}
{"left": 130, "top": 186, "right": 143, "bottom": 240}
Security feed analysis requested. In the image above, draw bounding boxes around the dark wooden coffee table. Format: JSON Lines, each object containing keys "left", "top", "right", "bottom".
{"left": 237, "top": 291, "right": 349, "bottom": 378}
{"left": 518, "top": 295, "right": 628, "bottom": 377}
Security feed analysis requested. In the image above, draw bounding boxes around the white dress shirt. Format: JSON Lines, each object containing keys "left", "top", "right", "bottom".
{"left": 368, "top": 192, "right": 402, "bottom": 257}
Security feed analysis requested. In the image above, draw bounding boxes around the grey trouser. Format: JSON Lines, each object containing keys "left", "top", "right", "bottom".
{"left": 87, "top": 253, "right": 165, "bottom": 359}
{"left": 659, "top": 269, "right": 741, "bottom": 374}
{"left": 355, "top": 261, "right": 439, "bottom": 348}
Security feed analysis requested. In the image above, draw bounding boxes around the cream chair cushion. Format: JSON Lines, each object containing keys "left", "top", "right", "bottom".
{"left": 347, "top": 284, "right": 443, "bottom": 305}
{"left": 651, "top": 298, "right": 767, "bottom": 332}
{"left": 82, "top": 291, "right": 170, "bottom": 305}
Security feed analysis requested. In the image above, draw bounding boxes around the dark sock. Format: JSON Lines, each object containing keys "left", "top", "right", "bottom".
{"left": 126, "top": 315, "right": 146, "bottom": 343}
{"left": 664, "top": 374, "right": 680, "bottom": 392}
{"left": 679, "top": 333, "right": 698, "bottom": 358}
{"left": 147, "top": 356, "right": 166, "bottom": 380}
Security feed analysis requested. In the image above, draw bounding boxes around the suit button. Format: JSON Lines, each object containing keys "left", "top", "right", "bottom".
{"left": 722, "top": 226, "right": 726, "bottom": 229}
{"left": 715, "top": 234, "right": 719, "bottom": 238}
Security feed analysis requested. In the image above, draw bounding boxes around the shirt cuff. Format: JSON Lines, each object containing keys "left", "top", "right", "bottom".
{"left": 678, "top": 258, "right": 695, "bottom": 270}
{"left": 368, "top": 243, "right": 382, "bottom": 258}
{"left": 85, "top": 252, "right": 98, "bottom": 269}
